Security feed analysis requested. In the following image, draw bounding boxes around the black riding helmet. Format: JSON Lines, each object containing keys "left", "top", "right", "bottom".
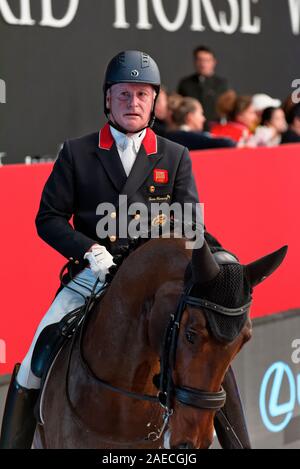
{"left": 103, "top": 50, "right": 161, "bottom": 134}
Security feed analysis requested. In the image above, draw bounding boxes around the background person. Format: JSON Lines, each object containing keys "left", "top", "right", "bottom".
{"left": 281, "top": 103, "right": 300, "bottom": 144}
{"left": 177, "top": 45, "right": 229, "bottom": 122}
{"left": 210, "top": 95, "right": 257, "bottom": 146}
{"left": 166, "top": 97, "right": 236, "bottom": 150}
{"left": 215, "top": 90, "right": 238, "bottom": 124}
{"left": 249, "top": 107, "right": 287, "bottom": 147}
{"left": 152, "top": 85, "right": 169, "bottom": 136}
{"left": 252, "top": 93, "right": 282, "bottom": 122}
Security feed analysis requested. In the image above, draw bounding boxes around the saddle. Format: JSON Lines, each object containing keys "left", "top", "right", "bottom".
{"left": 32, "top": 292, "right": 105, "bottom": 424}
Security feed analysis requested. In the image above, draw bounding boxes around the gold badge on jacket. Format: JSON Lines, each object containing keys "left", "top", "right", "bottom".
{"left": 151, "top": 213, "right": 168, "bottom": 226}
{"left": 149, "top": 194, "right": 171, "bottom": 202}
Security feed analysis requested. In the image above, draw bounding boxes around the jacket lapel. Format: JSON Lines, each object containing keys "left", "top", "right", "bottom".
{"left": 120, "top": 143, "right": 162, "bottom": 202}
{"left": 95, "top": 124, "right": 162, "bottom": 198}
{"left": 95, "top": 142, "right": 128, "bottom": 193}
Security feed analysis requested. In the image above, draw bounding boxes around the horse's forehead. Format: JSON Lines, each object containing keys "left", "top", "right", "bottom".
{"left": 184, "top": 262, "right": 252, "bottom": 344}
{"left": 186, "top": 262, "right": 250, "bottom": 306}
{"left": 183, "top": 306, "right": 207, "bottom": 329}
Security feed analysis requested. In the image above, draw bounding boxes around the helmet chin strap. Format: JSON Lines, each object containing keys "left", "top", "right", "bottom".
{"left": 107, "top": 116, "right": 155, "bottom": 135}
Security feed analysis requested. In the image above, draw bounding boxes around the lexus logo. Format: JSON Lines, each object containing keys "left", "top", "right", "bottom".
{"left": 259, "top": 361, "right": 300, "bottom": 433}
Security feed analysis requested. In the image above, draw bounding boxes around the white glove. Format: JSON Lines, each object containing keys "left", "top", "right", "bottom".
{"left": 84, "top": 244, "right": 115, "bottom": 282}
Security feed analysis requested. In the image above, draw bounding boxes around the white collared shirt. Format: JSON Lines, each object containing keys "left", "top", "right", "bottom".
{"left": 179, "top": 125, "right": 192, "bottom": 132}
{"left": 110, "top": 126, "right": 146, "bottom": 177}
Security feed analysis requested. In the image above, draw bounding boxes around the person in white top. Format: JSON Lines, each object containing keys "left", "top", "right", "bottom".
{"left": 249, "top": 107, "right": 287, "bottom": 147}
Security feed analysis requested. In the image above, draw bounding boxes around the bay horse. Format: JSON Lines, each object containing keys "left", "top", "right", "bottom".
{"left": 33, "top": 236, "right": 287, "bottom": 449}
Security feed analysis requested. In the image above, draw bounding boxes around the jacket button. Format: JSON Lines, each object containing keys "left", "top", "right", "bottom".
{"left": 109, "top": 235, "right": 117, "bottom": 243}
{"left": 134, "top": 213, "right": 141, "bottom": 220}
{"left": 69, "top": 257, "right": 74, "bottom": 261}
{"left": 111, "top": 212, "right": 117, "bottom": 219}
{"left": 74, "top": 260, "right": 80, "bottom": 265}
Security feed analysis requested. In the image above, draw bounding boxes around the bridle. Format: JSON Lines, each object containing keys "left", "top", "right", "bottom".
{"left": 157, "top": 281, "right": 228, "bottom": 413}
{"left": 64, "top": 269, "right": 251, "bottom": 446}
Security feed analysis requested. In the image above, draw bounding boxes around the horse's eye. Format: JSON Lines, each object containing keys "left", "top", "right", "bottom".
{"left": 186, "top": 330, "right": 197, "bottom": 344}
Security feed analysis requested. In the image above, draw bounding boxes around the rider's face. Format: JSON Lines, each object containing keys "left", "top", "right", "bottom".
{"left": 107, "top": 83, "right": 156, "bottom": 133}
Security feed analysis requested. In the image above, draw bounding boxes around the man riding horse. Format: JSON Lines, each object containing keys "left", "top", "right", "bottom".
{"left": 1, "top": 50, "right": 252, "bottom": 449}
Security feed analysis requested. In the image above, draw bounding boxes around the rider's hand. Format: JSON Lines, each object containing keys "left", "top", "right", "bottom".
{"left": 84, "top": 244, "right": 115, "bottom": 282}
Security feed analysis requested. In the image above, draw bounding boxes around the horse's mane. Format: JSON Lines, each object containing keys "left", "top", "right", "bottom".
{"left": 105, "top": 220, "right": 229, "bottom": 284}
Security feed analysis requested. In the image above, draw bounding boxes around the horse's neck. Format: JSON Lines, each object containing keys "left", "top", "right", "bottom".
{"left": 82, "top": 238, "right": 191, "bottom": 391}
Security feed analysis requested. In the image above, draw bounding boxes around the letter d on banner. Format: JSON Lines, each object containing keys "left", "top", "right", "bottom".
{"left": 40, "top": 0, "right": 79, "bottom": 28}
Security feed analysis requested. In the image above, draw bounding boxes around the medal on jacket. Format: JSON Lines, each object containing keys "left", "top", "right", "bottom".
{"left": 152, "top": 213, "right": 168, "bottom": 226}
{"left": 153, "top": 169, "right": 168, "bottom": 184}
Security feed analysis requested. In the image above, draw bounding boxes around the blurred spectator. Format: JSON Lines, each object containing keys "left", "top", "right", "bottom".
{"left": 177, "top": 45, "right": 229, "bottom": 122}
{"left": 153, "top": 91, "right": 184, "bottom": 136}
{"left": 210, "top": 96, "right": 257, "bottom": 145}
{"left": 249, "top": 107, "right": 287, "bottom": 147}
{"left": 252, "top": 93, "right": 281, "bottom": 120}
{"left": 282, "top": 94, "right": 295, "bottom": 119}
{"left": 166, "top": 93, "right": 184, "bottom": 130}
{"left": 153, "top": 86, "right": 169, "bottom": 136}
{"left": 216, "top": 90, "right": 238, "bottom": 124}
{"left": 281, "top": 103, "right": 300, "bottom": 144}
{"left": 173, "top": 97, "right": 206, "bottom": 131}
{"left": 165, "top": 97, "right": 235, "bottom": 150}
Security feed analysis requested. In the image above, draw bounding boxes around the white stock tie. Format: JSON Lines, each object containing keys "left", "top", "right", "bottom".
{"left": 121, "top": 137, "right": 136, "bottom": 177}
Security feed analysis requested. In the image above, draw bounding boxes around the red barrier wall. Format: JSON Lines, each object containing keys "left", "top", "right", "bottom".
{"left": 0, "top": 144, "right": 299, "bottom": 375}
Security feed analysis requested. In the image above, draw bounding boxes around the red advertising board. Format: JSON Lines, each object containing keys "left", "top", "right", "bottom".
{"left": 0, "top": 144, "right": 299, "bottom": 375}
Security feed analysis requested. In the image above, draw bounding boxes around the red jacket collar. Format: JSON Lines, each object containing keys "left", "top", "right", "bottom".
{"left": 98, "top": 123, "right": 158, "bottom": 156}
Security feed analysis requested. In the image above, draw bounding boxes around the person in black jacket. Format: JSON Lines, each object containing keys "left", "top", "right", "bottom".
{"left": 178, "top": 45, "right": 229, "bottom": 122}
{"left": 0, "top": 50, "right": 250, "bottom": 450}
{"left": 0, "top": 50, "right": 203, "bottom": 449}
{"left": 281, "top": 103, "right": 300, "bottom": 144}
{"left": 166, "top": 97, "right": 235, "bottom": 150}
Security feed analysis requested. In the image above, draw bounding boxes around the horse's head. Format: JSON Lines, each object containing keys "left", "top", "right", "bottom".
{"left": 159, "top": 240, "right": 288, "bottom": 449}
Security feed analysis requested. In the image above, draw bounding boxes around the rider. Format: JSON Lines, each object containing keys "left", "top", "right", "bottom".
{"left": 0, "top": 50, "right": 250, "bottom": 449}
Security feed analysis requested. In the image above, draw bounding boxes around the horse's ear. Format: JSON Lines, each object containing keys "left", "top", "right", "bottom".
{"left": 244, "top": 245, "right": 288, "bottom": 288}
{"left": 192, "top": 240, "right": 220, "bottom": 285}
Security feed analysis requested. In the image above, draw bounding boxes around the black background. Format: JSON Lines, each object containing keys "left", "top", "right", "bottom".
{"left": 0, "top": 0, "right": 298, "bottom": 163}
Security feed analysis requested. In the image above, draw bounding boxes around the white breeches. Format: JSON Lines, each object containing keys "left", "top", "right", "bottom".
{"left": 16, "top": 267, "right": 104, "bottom": 390}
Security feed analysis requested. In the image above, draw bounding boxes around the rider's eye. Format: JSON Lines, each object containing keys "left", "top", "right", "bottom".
{"left": 186, "top": 330, "right": 197, "bottom": 344}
